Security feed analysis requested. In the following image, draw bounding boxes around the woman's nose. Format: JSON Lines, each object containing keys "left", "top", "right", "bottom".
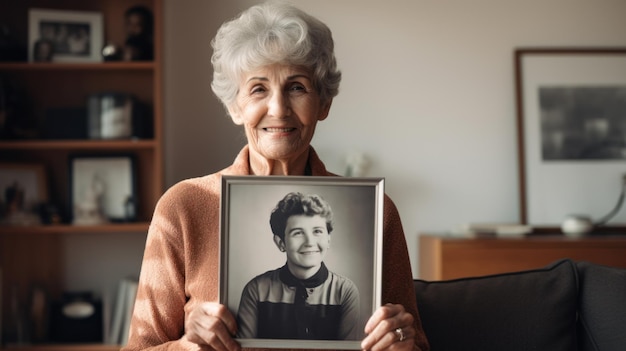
{"left": 268, "top": 92, "right": 290, "bottom": 118}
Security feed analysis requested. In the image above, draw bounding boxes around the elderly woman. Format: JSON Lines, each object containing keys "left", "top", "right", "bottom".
{"left": 123, "top": 2, "right": 429, "bottom": 351}
{"left": 237, "top": 192, "right": 360, "bottom": 340}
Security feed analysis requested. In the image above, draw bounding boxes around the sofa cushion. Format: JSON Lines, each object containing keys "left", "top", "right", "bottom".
{"left": 576, "top": 261, "right": 626, "bottom": 351}
{"left": 414, "top": 259, "right": 578, "bottom": 351}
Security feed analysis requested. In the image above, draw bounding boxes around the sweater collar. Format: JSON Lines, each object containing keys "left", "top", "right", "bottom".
{"left": 225, "top": 145, "right": 333, "bottom": 176}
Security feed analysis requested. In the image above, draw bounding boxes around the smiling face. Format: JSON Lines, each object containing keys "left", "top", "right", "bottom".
{"left": 274, "top": 214, "right": 331, "bottom": 279}
{"left": 228, "top": 64, "right": 331, "bottom": 174}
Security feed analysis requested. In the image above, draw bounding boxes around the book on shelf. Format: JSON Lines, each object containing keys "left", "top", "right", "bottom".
{"left": 453, "top": 223, "right": 533, "bottom": 237}
{"left": 108, "top": 277, "right": 139, "bottom": 345}
{"left": 120, "top": 279, "right": 139, "bottom": 345}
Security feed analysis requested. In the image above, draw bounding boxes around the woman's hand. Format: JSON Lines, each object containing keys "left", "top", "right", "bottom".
{"left": 184, "top": 302, "right": 241, "bottom": 351}
{"left": 361, "top": 303, "right": 416, "bottom": 351}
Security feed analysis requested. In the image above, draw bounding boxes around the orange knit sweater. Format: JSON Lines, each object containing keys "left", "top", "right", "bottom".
{"left": 123, "top": 146, "right": 429, "bottom": 351}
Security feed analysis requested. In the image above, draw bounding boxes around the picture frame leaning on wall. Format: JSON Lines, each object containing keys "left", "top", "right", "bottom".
{"left": 515, "top": 47, "right": 626, "bottom": 229}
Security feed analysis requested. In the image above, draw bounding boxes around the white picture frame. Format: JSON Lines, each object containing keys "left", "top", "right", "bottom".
{"left": 69, "top": 155, "right": 136, "bottom": 224}
{"left": 220, "top": 176, "right": 384, "bottom": 349}
{"left": 515, "top": 48, "right": 626, "bottom": 228}
{"left": 28, "top": 8, "right": 103, "bottom": 63}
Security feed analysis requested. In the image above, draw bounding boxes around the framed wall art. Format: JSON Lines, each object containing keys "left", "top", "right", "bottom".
{"left": 220, "top": 175, "right": 384, "bottom": 349}
{"left": 515, "top": 48, "right": 626, "bottom": 227}
{"left": 69, "top": 155, "right": 136, "bottom": 225}
{"left": 0, "top": 163, "right": 48, "bottom": 226}
{"left": 28, "top": 8, "right": 103, "bottom": 62}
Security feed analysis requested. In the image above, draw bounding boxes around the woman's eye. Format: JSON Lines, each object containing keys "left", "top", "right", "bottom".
{"left": 288, "top": 83, "right": 306, "bottom": 93}
{"left": 251, "top": 85, "right": 266, "bottom": 94}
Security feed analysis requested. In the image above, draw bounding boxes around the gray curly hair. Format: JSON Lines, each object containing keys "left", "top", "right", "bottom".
{"left": 210, "top": 1, "right": 341, "bottom": 112}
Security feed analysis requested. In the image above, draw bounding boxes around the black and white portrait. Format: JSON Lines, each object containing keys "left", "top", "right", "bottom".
{"left": 539, "top": 86, "right": 626, "bottom": 160}
{"left": 39, "top": 21, "right": 91, "bottom": 56}
{"left": 29, "top": 9, "right": 103, "bottom": 62}
{"left": 70, "top": 156, "right": 135, "bottom": 223}
{"left": 220, "top": 176, "right": 384, "bottom": 350}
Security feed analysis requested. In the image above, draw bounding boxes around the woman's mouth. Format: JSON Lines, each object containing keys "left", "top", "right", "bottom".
{"left": 264, "top": 127, "right": 295, "bottom": 132}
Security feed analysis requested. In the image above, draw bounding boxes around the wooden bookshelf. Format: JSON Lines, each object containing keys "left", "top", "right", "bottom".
{"left": 0, "top": 0, "right": 163, "bottom": 348}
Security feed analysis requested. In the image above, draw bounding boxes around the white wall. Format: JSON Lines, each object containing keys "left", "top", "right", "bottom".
{"left": 164, "top": 0, "right": 626, "bottom": 277}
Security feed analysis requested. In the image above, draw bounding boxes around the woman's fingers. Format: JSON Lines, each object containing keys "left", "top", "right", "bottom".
{"left": 361, "top": 304, "right": 415, "bottom": 351}
{"left": 185, "top": 302, "right": 241, "bottom": 351}
{"left": 202, "top": 303, "right": 238, "bottom": 336}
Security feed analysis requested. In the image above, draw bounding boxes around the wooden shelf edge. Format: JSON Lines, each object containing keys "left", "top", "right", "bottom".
{"left": 0, "top": 140, "right": 157, "bottom": 150}
{"left": 2, "top": 344, "right": 120, "bottom": 351}
{"left": 0, "top": 222, "right": 150, "bottom": 235}
{"left": 0, "top": 62, "right": 154, "bottom": 71}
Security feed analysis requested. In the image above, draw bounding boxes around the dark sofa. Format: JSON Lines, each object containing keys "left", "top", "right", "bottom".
{"left": 413, "top": 259, "right": 626, "bottom": 351}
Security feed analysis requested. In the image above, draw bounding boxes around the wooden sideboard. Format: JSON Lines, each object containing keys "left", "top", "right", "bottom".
{"left": 419, "top": 234, "right": 626, "bottom": 280}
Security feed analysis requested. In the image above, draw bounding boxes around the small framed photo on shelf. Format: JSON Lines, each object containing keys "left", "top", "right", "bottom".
{"left": 69, "top": 155, "right": 136, "bottom": 225}
{"left": 219, "top": 175, "right": 384, "bottom": 350}
{"left": 0, "top": 163, "right": 48, "bottom": 226}
{"left": 28, "top": 8, "right": 103, "bottom": 63}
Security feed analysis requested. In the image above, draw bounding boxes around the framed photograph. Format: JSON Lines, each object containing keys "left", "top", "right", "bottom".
{"left": 28, "top": 8, "right": 103, "bottom": 62}
{"left": 515, "top": 48, "right": 626, "bottom": 227}
{"left": 0, "top": 163, "right": 48, "bottom": 225}
{"left": 220, "top": 176, "right": 384, "bottom": 350}
{"left": 69, "top": 155, "right": 136, "bottom": 225}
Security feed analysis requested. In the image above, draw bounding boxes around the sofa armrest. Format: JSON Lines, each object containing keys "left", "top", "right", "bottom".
{"left": 577, "top": 261, "right": 626, "bottom": 351}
